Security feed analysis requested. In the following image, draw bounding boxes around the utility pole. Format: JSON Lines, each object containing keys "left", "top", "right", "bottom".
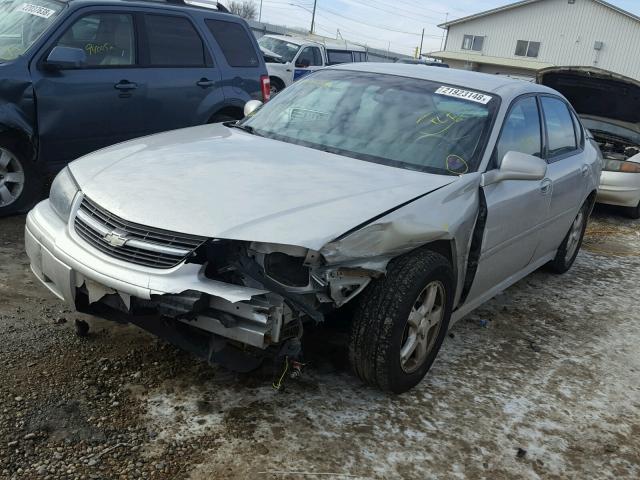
{"left": 419, "top": 28, "right": 424, "bottom": 58}
{"left": 440, "top": 12, "right": 449, "bottom": 51}
{"left": 259, "top": 0, "right": 263, "bottom": 22}
{"left": 310, "top": 0, "right": 317, "bottom": 34}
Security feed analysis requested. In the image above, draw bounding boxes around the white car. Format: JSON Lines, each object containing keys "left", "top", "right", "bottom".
{"left": 258, "top": 34, "right": 367, "bottom": 94}
{"left": 26, "top": 64, "right": 600, "bottom": 393}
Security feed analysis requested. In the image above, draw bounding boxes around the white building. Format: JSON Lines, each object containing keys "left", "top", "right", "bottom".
{"left": 431, "top": 0, "right": 640, "bottom": 80}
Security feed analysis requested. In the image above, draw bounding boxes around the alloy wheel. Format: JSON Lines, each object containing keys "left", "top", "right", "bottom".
{"left": 0, "top": 148, "right": 25, "bottom": 208}
{"left": 400, "top": 281, "right": 445, "bottom": 374}
{"left": 565, "top": 209, "right": 585, "bottom": 261}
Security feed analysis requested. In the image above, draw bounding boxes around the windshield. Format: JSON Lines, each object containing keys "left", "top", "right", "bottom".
{"left": 0, "top": 0, "right": 63, "bottom": 62}
{"left": 240, "top": 70, "right": 499, "bottom": 175}
{"left": 581, "top": 117, "right": 640, "bottom": 145}
{"left": 258, "top": 36, "right": 300, "bottom": 63}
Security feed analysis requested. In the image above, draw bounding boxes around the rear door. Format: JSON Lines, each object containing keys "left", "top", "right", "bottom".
{"left": 535, "top": 95, "right": 586, "bottom": 257}
{"left": 138, "top": 11, "right": 223, "bottom": 132}
{"left": 466, "top": 95, "right": 550, "bottom": 302}
{"left": 204, "top": 18, "right": 263, "bottom": 103}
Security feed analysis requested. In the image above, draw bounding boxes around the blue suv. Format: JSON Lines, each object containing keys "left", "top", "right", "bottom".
{"left": 0, "top": 0, "right": 270, "bottom": 215}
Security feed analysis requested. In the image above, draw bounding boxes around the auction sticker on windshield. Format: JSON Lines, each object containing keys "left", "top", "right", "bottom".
{"left": 18, "top": 3, "right": 56, "bottom": 18}
{"left": 435, "top": 86, "right": 492, "bottom": 105}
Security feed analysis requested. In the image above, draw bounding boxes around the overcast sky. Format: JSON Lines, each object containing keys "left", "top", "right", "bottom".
{"left": 246, "top": 0, "right": 640, "bottom": 56}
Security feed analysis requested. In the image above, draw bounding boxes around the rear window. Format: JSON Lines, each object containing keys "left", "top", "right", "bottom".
{"left": 326, "top": 49, "right": 353, "bottom": 65}
{"left": 144, "top": 14, "right": 205, "bottom": 67}
{"left": 206, "top": 19, "right": 259, "bottom": 67}
{"left": 541, "top": 96, "right": 578, "bottom": 157}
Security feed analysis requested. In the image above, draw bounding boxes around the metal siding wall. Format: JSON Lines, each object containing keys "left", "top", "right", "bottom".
{"left": 444, "top": 0, "right": 640, "bottom": 79}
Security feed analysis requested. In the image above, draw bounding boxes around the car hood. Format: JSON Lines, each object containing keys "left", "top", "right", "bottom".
{"left": 537, "top": 67, "right": 640, "bottom": 130}
{"left": 69, "top": 124, "right": 457, "bottom": 251}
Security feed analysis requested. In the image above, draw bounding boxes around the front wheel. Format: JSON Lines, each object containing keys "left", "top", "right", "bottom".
{"left": 0, "top": 139, "right": 42, "bottom": 217}
{"left": 626, "top": 200, "right": 640, "bottom": 220}
{"left": 349, "top": 249, "right": 454, "bottom": 393}
{"left": 548, "top": 201, "right": 589, "bottom": 274}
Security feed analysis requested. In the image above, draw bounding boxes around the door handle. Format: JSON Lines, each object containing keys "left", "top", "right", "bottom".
{"left": 540, "top": 178, "right": 553, "bottom": 195}
{"left": 581, "top": 165, "right": 590, "bottom": 177}
{"left": 114, "top": 81, "right": 137, "bottom": 91}
{"left": 196, "top": 78, "right": 216, "bottom": 88}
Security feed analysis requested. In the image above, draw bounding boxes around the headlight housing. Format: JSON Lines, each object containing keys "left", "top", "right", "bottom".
{"left": 603, "top": 159, "right": 640, "bottom": 173}
{"left": 49, "top": 167, "right": 79, "bottom": 221}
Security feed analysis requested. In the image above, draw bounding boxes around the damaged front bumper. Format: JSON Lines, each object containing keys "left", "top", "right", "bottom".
{"left": 25, "top": 200, "right": 291, "bottom": 350}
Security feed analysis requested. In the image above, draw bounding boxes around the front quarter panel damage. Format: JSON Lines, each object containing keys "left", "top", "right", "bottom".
{"left": 0, "top": 75, "right": 36, "bottom": 156}
{"left": 319, "top": 174, "right": 483, "bottom": 308}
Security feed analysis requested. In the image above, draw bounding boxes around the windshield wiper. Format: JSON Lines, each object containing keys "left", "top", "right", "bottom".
{"left": 225, "top": 122, "right": 262, "bottom": 136}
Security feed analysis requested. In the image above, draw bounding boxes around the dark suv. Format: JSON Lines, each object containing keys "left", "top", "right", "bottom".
{"left": 0, "top": 0, "right": 270, "bottom": 215}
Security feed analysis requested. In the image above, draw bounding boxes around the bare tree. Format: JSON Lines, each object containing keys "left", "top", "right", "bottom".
{"left": 227, "top": 1, "right": 257, "bottom": 20}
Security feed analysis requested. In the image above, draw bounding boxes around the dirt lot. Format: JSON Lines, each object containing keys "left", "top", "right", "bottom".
{"left": 1, "top": 207, "right": 639, "bottom": 480}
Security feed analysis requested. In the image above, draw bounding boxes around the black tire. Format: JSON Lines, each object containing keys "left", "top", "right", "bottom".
{"left": 0, "top": 135, "right": 43, "bottom": 217}
{"left": 349, "top": 249, "right": 454, "bottom": 393}
{"left": 626, "top": 201, "right": 640, "bottom": 220}
{"left": 548, "top": 201, "right": 590, "bottom": 274}
{"left": 269, "top": 77, "right": 284, "bottom": 96}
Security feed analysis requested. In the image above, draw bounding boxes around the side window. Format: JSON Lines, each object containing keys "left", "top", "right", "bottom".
{"left": 326, "top": 50, "right": 353, "bottom": 65}
{"left": 144, "top": 14, "right": 205, "bottom": 67}
{"left": 205, "top": 19, "right": 259, "bottom": 67}
{"left": 495, "top": 96, "right": 542, "bottom": 166}
{"left": 541, "top": 96, "right": 578, "bottom": 157}
{"left": 296, "top": 46, "right": 322, "bottom": 67}
{"left": 55, "top": 13, "right": 135, "bottom": 67}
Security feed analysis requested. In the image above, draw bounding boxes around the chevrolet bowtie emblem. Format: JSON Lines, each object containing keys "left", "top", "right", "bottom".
{"left": 103, "top": 231, "right": 128, "bottom": 247}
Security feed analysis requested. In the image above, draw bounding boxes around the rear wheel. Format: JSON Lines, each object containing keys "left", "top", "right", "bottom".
{"left": 548, "top": 201, "right": 589, "bottom": 274}
{"left": 349, "top": 249, "right": 454, "bottom": 393}
{"left": 270, "top": 77, "right": 284, "bottom": 96}
{"left": 0, "top": 138, "right": 42, "bottom": 217}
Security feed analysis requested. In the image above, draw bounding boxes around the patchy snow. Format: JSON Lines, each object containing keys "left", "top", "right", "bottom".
{"left": 136, "top": 210, "right": 640, "bottom": 479}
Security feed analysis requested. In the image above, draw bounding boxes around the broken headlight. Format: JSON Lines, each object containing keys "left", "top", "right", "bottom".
{"left": 264, "top": 252, "right": 310, "bottom": 287}
{"left": 49, "top": 167, "right": 79, "bottom": 222}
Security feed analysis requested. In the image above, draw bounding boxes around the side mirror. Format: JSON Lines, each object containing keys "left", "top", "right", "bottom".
{"left": 482, "top": 151, "right": 547, "bottom": 186}
{"left": 243, "top": 100, "right": 263, "bottom": 117}
{"left": 45, "top": 46, "right": 87, "bottom": 70}
{"left": 295, "top": 59, "right": 310, "bottom": 68}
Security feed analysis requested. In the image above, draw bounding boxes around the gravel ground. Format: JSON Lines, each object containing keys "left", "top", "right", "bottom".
{"left": 1, "top": 207, "right": 639, "bottom": 480}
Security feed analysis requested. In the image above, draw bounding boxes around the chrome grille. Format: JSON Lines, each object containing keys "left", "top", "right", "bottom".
{"left": 74, "top": 196, "right": 206, "bottom": 269}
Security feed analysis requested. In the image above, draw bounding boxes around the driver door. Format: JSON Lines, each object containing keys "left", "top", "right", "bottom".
{"left": 293, "top": 45, "right": 323, "bottom": 82}
{"left": 466, "top": 95, "right": 551, "bottom": 303}
{"left": 31, "top": 9, "right": 149, "bottom": 167}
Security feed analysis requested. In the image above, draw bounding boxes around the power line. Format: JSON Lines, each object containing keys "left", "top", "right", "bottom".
{"left": 320, "top": 6, "right": 444, "bottom": 37}
{"left": 345, "top": 0, "right": 446, "bottom": 24}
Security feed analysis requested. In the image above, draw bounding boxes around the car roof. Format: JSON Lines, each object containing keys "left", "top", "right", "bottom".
{"left": 263, "top": 34, "right": 367, "bottom": 52}
{"left": 329, "top": 62, "right": 559, "bottom": 100}
{"left": 62, "top": 0, "right": 240, "bottom": 16}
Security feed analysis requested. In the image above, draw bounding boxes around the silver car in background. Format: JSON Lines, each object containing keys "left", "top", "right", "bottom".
{"left": 25, "top": 65, "right": 601, "bottom": 393}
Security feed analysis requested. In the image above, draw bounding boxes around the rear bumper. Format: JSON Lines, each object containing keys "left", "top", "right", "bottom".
{"left": 597, "top": 171, "right": 640, "bottom": 207}
{"left": 25, "top": 199, "right": 285, "bottom": 348}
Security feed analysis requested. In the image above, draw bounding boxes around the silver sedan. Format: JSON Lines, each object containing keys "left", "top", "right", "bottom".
{"left": 25, "top": 64, "right": 601, "bottom": 393}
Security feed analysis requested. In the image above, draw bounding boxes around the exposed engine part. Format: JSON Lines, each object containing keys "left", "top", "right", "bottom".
{"left": 272, "top": 337, "right": 303, "bottom": 391}
{"left": 593, "top": 131, "right": 640, "bottom": 162}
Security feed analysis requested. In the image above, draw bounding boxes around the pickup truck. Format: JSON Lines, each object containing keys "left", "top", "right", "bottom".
{"left": 257, "top": 34, "right": 367, "bottom": 94}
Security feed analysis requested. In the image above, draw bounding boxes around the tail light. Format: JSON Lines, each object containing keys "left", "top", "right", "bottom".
{"left": 260, "top": 75, "right": 271, "bottom": 102}
{"left": 604, "top": 159, "right": 640, "bottom": 173}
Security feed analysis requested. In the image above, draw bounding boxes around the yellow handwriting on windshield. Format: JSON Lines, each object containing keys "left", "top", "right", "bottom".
{"left": 416, "top": 111, "right": 465, "bottom": 139}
